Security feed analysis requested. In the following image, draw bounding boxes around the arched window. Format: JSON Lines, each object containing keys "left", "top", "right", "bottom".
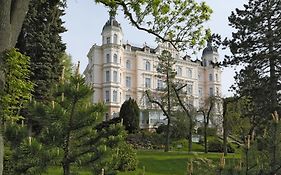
{"left": 126, "top": 60, "right": 131, "bottom": 69}
{"left": 113, "top": 34, "right": 118, "bottom": 44}
{"left": 106, "top": 54, "right": 110, "bottom": 63}
{"left": 113, "top": 54, "right": 118, "bottom": 63}
{"left": 113, "top": 90, "right": 118, "bottom": 102}
{"left": 145, "top": 61, "right": 151, "bottom": 71}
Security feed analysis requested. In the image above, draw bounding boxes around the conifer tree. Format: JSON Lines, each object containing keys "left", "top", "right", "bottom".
{"left": 16, "top": 0, "right": 66, "bottom": 102}
{"left": 225, "top": 0, "right": 281, "bottom": 126}
{"left": 119, "top": 98, "right": 140, "bottom": 133}
{"left": 38, "top": 70, "right": 125, "bottom": 175}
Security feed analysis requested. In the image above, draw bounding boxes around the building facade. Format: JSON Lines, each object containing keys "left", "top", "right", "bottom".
{"left": 84, "top": 16, "right": 222, "bottom": 129}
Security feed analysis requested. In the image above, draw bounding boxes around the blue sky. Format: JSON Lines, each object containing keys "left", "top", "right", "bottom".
{"left": 61, "top": 0, "right": 245, "bottom": 96}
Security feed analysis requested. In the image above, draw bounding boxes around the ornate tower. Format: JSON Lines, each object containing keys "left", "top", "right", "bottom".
{"left": 101, "top": 15, "right": 124, "bottom": 119}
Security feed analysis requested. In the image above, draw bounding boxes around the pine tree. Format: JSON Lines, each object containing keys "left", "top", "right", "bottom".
{"left": 225, "top": 0, "right": 281, "bottom": 126}
{"left": 37, "top": 72, "right": 125, "bottom": 175}
{"left": 16, "top": 0, "right": 66, "bottom": 102}
{"left": 146, "top": 50, "right": 177, "bottom": 152}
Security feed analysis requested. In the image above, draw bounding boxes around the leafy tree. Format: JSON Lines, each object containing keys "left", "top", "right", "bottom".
{"left": 198, "top": 96, "right": 217, "bottom": 153}
{"left": 172, "top": 84, "right": 196, "bottom": 153}
{"left": 225, "top": 0, "right": 281, "bottom": 127}
{"left": 0, "top": 49, "right": 33, "bottom": 174}
{"left": 146, "top": 50, "right": 177, "bottom": 152}
{"left": 119, "top": 98, "right": 140, "bottom": 134}
{"left": 16, "top": 0, "right": 66, "bottom": 102}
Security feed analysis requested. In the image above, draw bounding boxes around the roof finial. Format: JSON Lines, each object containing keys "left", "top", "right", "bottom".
{"left": 109, "top": 7, "right": 117, "bottom": 19}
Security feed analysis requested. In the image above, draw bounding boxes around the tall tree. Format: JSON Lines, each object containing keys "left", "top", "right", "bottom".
{"left": 172, "top": 84, "right": 195, "bottom": 153}
{"left": 198, "top": 96, "right": 216, "bottom": 153}
{"left": 225, "top": 0, "right": 281, "bottom": 125}
{"left": 146, "top": 50, "right": 177, "bottom": 152}
{"left": 119, "top": 98, "right": 140, "bottom": 134}
{"left": 16, "top": 0, "right": 66, "bottom": 102}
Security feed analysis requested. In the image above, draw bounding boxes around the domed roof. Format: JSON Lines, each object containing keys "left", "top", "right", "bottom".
{"left": 202, "top": 41, "right": 217, "bottom": 56}
{"left": 102, "top": 16, "right": 121, "bottom": 30}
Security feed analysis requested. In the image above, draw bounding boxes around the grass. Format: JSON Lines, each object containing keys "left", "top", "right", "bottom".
{"left": 118, "top": 150, "right": 240, "bottom": 175}
{"left": 45, "top": 150, "right": 241, "bottom": 175}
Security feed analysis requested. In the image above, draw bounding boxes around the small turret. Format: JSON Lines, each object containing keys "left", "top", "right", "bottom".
{"left": 101, "top": 14, "right": 123, "bottom": 45}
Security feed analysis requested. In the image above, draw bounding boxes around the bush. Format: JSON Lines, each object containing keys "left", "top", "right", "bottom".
{"left": 112, "top": 143, "right": 138, "bottom": 171}
{"left": 208, "top": 138, "right": 235, "bottom": 153}
{"left": 126, "top": 131, "right": 165, "bottom": 149}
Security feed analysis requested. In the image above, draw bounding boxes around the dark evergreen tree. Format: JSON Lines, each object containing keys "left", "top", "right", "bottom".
{"left": 16, "top": 0, "right": 66, "bottom": 102}
{"left": 119, "top": 98, "right": 140, "bottom": 133}
{"left": 225, "top": 0, "right": 281, "bottom": 173}
{"left": 225, "top": 0, "right": 281, "bottom": 126}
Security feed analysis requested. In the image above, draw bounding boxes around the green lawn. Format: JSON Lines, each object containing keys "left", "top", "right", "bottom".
{"left": 118, "top": 150, "right": 240, "bottom": 175}
{"left": 45, "top": 150, "right": 240, "bottom": 175}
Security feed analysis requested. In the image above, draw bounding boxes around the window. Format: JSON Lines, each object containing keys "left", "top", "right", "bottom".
{"left": 187, "top": 68, "right": 192, "bottom": 78}
{"left": 209, "top": 74, "right": 213, "bottom": 81}
{"left": 105, "top": 90, "right": 110, "bottom": 102}
{"left": 113, "top": 90, "right": 117, "bottom": 102}
{"left": 145, "top": 61, "right": 151, "bottom": 71}
{"left": 177, "top": 66, "right": 182, "bottom": 76}
{"left": 105, "top": 71, "right": 110, "bottom": 82}
{"left": 187, "top": 84, "right": 193, "bottom": 95}
{"left": 209, "top": 87, "right": 214, "bottom": 96}
{"left": 126, "top": 76, "right": 131, "bottom": 88}
{"left": 145, "top": 78, "right": 151, "bottom": 88}
{"left": 198, "top": 73, "right": 201, "bottom": 80}
{"left": 216, "top": 87, "right": 220, "bottom": 96}
{"left": 126, "top": 60, "right": 131, "bottom": 69}
{"left": 106, "top": 54, "right": 110, "bottom": 63}
{"left": 113, "top": 34, "right": 118, "bottom": 44}
{"left": 113, "top": 71, "right": 117, "bottom": 83}
{"left": 113, "top": 54, "right": 118, "bottom": 63}
{"left": 198, "top": 87, "right": 203, "bottom": 96}
{"left": 157, "top": 79, "right": 164, "bottom": 90}
{"left": 215, "top": 74, "right": 218, "bottom": 82}
{"left": 106, "top": 37, "right": 110, "bottom": 44}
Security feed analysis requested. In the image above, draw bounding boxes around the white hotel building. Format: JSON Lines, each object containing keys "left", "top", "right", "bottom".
{"left": 84, "top": 16, "right": 222, "bottom": 129}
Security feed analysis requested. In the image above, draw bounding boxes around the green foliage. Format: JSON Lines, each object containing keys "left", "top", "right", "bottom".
{"left": 96, "top": 0, "right": 212, "bottom": 51}
{"left": 208, "top": 138, "right": 235, "bottom": 153}
{"left": 126, "top": 132, "right": 165, "bottom": 150}
{"left": 197, "top": 127, "right": 217, "bottom": 137}
{"left": 16, "top": 0, "right": 66, "bottom": 102}
{"left": 112, "top": 143, "right": 137, "bottom": 171}
{"left": 31, "top": 73, "right": 127, "bottom": 175}
{"left": 119, "top": 98, "right": 140, "bottom": 133}
{"left": 225, "top": 0, "right": 281, "bottom": 127}
{"left": 0, "top": 48, "right": 33, "bottom": 121}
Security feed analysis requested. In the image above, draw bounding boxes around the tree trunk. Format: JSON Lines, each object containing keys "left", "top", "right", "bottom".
{"left": 223, "top": 100, "right": 228, "bottom": 156}
{"left": 204, "top": 122, "right": 208, "bottom": 153}
{"left": 0, "top": 1, "right": 30, "bottom": 174}
{"left": 188, "top": 116, "right": 192, "bottom": 153}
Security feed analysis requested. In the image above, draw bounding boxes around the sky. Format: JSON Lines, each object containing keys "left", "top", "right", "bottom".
{"left": 61, "top": 0, "right": 246, "bottom": 96}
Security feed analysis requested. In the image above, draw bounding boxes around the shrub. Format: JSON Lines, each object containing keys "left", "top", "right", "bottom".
{"left": 208, "top": 138, "right": 235, "bottom": 153}
{"left": 112, "top": 143, "right": 138, "bottom": 171}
